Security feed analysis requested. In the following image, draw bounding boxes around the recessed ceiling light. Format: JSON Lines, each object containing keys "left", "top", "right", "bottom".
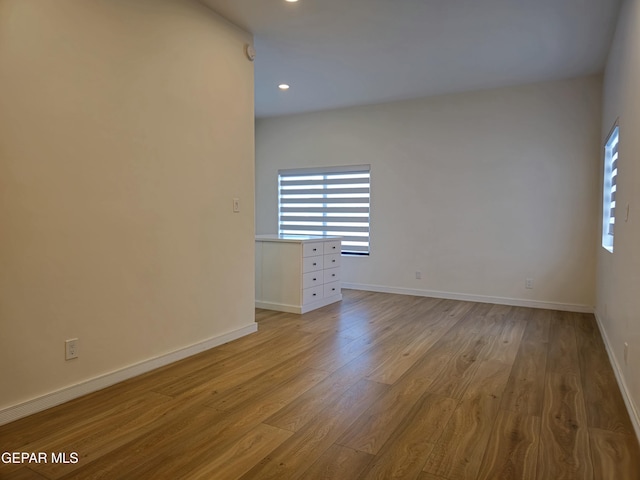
{"left": 279, "top": 84, "right": 290, "bottom": 90}
{"left": 285, "top": 0, "right": 299, "bottom": 2}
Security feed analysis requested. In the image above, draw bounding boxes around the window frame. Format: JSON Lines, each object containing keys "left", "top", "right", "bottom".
{"left": 277, "top": 165, "right": 371, "bottom": 256}
{"left": 602, "top": 122, "right": 619, "bottom": 253}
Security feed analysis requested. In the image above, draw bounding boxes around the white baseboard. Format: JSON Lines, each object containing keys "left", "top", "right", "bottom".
{"left": 255, "top": 300, "right": 302, "bottom": 314}
{"left": 592, "top": 311, "right": 640, "bottom": 444}
{"left": 0, "top": 323, "right": 257, "bottom": 426}
{"left": 256, "top": 294, "right": 343, "bottom": 314}
{"left": 342, "top": 282, "right": 593, "bottom": 313}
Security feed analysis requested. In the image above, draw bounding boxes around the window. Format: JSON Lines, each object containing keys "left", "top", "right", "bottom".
{"left": 602, "top": 124, "right": 619, "bottom": 252}
{"left": 278, "top": 165, "right": 371, "bottom": 255}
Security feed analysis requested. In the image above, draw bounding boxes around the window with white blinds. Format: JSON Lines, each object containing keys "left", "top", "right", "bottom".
{"left": 602, "top": 124, "right": 619, "bottom": 252}
{"left": 278, "top": 165, "right": 371, "bottom": 255}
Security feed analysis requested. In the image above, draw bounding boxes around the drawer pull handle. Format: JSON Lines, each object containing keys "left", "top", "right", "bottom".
{"left": 332, "top": 246, "right": 336, "bottom": 249}
{"left": 313, "top": 278, "right": 317, "bottom": 281}
{"left": 313, "top": 262, "right": 317, "bottom": 266}
{"left": 332, "top": 274, "right": 336, "bottom": 277}
{"left": 313, "top": 293, "right": 317, "bottom": 296}
{"left": 331, "top": 288, "right": 336, "bottom": 291}
{"left": 332, "top": 260, "right": 336, "bottom": 263}
{"left": 313, "top": 248, "right": 317, "bottom": 251}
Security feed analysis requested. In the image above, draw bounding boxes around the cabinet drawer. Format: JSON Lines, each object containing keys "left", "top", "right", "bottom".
{"left": 303, "top": 270, "right": 324, "bottom": 289}
{"left": 303, "top": 285, "right": 324, "bottom": 304}
{"left": 323, "top": 281, "right": 341, "bottom": 297}
{"left": 323, "top": 253, "right": 341, "bottom": 269}
{"left": 323, "top": 240, "right": 341, "bottom": 255}
{"left": 323, "top": 267, "right": 340, "bottom": 283}
{"left": 303, "top": 242, "right": 324, "bottom": 257}
{"left": 303, "top": 255, "right": 323, "bottom": 273}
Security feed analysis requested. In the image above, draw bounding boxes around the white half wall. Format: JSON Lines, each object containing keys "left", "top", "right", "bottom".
{"left": 256, "top": 77, "right": 602, "bottom": 310}
{"left": 0, "top": 0, "right": 255, "bottom": 415}
{"left": 597, "top": 0, "right": 640, "bottom": 438}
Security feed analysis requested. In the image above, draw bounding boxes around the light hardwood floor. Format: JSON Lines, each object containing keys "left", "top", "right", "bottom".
{"left": 1, "top": 290, "right": 639, "bottom": 479}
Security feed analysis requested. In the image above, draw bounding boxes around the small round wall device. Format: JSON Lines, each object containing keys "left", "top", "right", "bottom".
{"left": 245, "top": 44, "right": 256, "bottom": 62}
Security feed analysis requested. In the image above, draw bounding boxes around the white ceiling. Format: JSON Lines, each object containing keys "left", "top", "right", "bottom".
{"left": 201, "top": 0, "right": 622, "bottom": 118}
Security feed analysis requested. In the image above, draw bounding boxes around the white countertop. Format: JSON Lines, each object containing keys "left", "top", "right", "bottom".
{"left": 256, "top": 234, "right": 342, "bottom": 243}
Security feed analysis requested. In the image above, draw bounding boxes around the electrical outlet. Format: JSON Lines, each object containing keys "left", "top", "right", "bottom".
{"left": 415, "top": 271, "right": 421, "bottom": 280}
{"left": 233, "top": 197, "right": 240, "bottom": 213}
{"left": 65, "top": 338, "right": 78, "bottom": 360}
{"left": 624, "top": 342, "right": 629, "bottom": 365}
{"left": 525, "top": 278, "right": 534, "bottom": 289}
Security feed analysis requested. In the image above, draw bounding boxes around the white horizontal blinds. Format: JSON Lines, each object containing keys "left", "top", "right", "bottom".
{"left": 608, "top": 130, "right": 618, "bottom": 236}
{"left": 279, "top": 165, "right": 370, "bottom": 254}
{"left": 608, "top": 128, "right": 618, "bottom": 236}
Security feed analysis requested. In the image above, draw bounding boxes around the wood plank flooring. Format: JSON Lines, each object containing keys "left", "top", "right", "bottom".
{"left": 1, "top": 290, "right": 638, "bottom": 479}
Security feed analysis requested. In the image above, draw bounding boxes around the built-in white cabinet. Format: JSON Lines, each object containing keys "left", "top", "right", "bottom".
{"left": 255, "top": 235, "right": 342, "bottom": 314}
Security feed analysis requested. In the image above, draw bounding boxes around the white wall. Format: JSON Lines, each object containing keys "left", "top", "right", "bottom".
{"left": 0, "top": 0, "right": 255, "bottom": 414}
{"left": 597, "top": 0, "right": 640, "bottom": 432}
{"left": 256, "top": 77, "right": 602, "bottom": 310}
